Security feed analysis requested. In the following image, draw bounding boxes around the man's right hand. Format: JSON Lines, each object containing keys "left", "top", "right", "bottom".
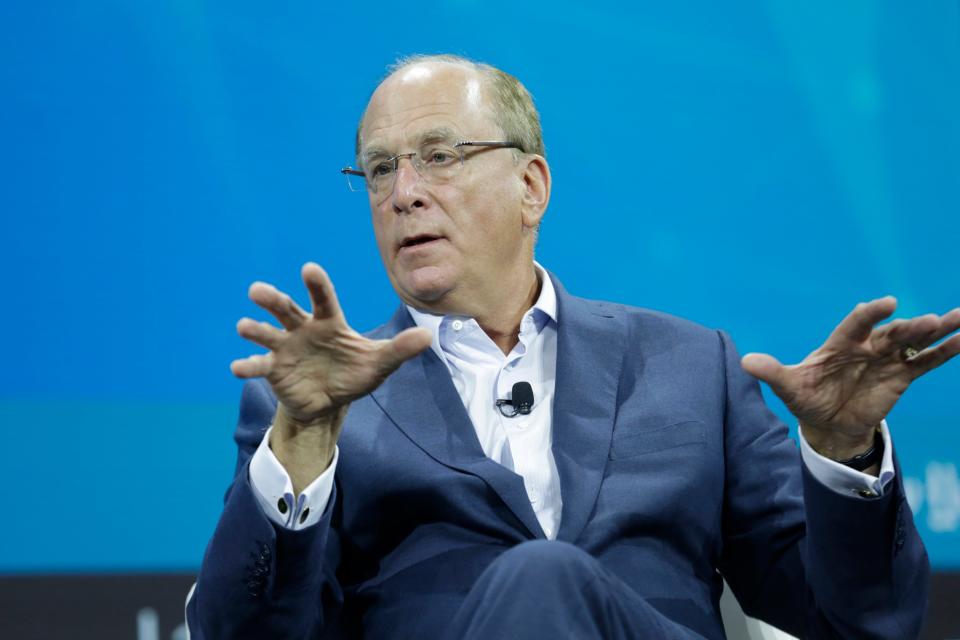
{"left": 231, "top": 262, "right": 432, "bottom": 492}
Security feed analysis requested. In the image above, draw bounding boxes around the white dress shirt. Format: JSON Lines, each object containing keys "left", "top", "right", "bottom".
{"left": 248, "top": 263, "right": 896, "bottom": 532}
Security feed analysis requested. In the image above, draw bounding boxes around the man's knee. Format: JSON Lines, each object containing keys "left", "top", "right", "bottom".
{"left": 452, "top": 541, "right": 631, "bottom": 639}
{"left": 456, "top": 542, "right": 690, "bottom": 639}
{"left": 488, "top": 539, "right": 599, "bottom": 584}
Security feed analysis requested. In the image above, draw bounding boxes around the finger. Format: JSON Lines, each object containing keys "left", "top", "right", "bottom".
{"left": 907, "top": 332, "right": 960, "bottom": 378}
{"left": 237, "top": 317, "right": 285, "bottom": 350}
{"left": 230, "top": 353, "right": 274, "bottom": 379}
{"left": 873, "top": 314, "right": 941, "bottom": 356}
{"left": 828, "top": 296, "right": 897, "bottom": 345}
{"left": 928, "top": 307, "right": 960, "bottom": 346}
{"left": 741, "top": 352, "right": 792, "bottom": 396}
{"left": 248, "top": 281, "right": 308, "bottom": 330}
{"left": 376, "top": 327, "right": 433, "bottom": 373}
{"left": 302, "top": 262, "right": 344, "bottom": 321}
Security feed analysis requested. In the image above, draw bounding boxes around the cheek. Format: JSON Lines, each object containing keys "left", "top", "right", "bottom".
{"left": 460, "top": 177, "right": 522, "bottom": 240}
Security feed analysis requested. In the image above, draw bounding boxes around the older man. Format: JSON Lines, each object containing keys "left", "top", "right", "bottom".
{"left": 187, "top": 55, "right": 957, "bottom": 639}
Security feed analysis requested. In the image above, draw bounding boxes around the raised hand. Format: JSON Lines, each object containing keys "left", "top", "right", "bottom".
{"left": 741, "top": 297, "right": 960, "bottom": 460}
{"left": 231, "top": 263, "right": 431, "bottom": 490}
{"left": 232, "top": 262, "right": 431, "bottom": 420}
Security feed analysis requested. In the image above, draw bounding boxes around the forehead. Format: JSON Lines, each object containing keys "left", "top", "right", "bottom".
{"left": 360, "top": 63, "right": 497, "bottom": 152}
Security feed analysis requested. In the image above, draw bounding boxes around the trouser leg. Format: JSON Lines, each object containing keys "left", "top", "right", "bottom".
{"left": 446, "top": 540, "right": 697, "bottom": 640}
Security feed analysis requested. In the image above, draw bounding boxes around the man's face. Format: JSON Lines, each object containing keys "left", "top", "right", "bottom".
{"left": 359, "top": 63, "right": 534, "bottom": 313}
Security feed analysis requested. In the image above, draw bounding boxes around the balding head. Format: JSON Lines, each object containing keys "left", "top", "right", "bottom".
{"left": 356, "top": 55, "right": 544, "bottom": 164}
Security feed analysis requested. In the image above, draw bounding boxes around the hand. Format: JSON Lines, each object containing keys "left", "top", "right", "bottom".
{"left": 231, "top": 262, "right": 432, "bottom": 426}
{"left": 741, "top": 297, "right": 960, "bottom": 459}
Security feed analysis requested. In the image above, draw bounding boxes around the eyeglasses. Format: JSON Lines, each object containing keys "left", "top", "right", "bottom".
{"left": 341, "top": 140, "right": 522, "bottom": 200}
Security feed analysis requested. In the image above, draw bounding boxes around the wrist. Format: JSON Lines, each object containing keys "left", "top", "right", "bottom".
{"left": 270, "top": 404, "right": 346, "bottom": 493}
{"left": 831, "top": 427, "right": 884, "bottom": 473}
{"left": 276, "top": 402, "right": 348, "bottom": 431}
{"left": 802, "top": 423, "right": 879, "bottom": 461}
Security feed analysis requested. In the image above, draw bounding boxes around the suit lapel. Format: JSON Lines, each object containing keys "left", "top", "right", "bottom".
{"left": 369, "top": 306, "right": 546, "bottom": 539}
{"left": 368, "top": 275, "right": 626, "bottom": 545}
{"left": 550, "top": 275, "right": 625, "bottom": 544}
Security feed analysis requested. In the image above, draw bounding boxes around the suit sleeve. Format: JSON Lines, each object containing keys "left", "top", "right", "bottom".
{"left": 186, "top": 379, "right": 344, "bottom": 639}
{"left": 716, "top": 330, "right": 929, "bottom": 639}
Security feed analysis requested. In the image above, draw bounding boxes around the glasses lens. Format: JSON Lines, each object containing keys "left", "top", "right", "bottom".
{"left": 363, "top": 158, "right": 396, "bottom": 197}
{"left": 420, "top": 145, "right": 462, "bottom": 183}
{"left": 354, "top": 146, "right": 466, "bottom": 201}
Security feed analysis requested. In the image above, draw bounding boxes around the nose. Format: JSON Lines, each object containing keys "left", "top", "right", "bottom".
{"left": 390, "top": 155, "right": 429, "bottom": 214}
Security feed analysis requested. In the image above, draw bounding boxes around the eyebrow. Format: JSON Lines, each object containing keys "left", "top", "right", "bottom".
{"left": 362, "top": 127, "right": 461, "bottom": 161}
{"left": 417, "top": 127, "right": 459, "bottom": 145}
{"left": 362, "top": 147, "right": 390, "bottom": 164}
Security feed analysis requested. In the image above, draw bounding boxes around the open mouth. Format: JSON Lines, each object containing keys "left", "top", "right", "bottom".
{"left": 400, "top": 234, "right": 444, "bottom": 250}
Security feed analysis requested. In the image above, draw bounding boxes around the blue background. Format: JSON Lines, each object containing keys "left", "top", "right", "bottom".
{"left": 1, "top": 2, "right": 958, "bottom": 572}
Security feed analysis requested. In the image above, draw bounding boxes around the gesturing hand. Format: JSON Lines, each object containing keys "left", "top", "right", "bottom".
{"left": 741, "top": 297, "right": 960, "bottom": 459}
{"left": 231, "top": 262, "right": 432, "bottom": 425}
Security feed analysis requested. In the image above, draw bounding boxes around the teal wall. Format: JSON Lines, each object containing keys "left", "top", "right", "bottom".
{"left": 2, "top": 2, "right": 958, "bottom": 571}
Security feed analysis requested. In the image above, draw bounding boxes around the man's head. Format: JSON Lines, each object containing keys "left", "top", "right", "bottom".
{"left": 356, "top": 55, "right": 551, "bottom": 317}
{"left": 356, "top": 55, "right": 546, "bottom": 160}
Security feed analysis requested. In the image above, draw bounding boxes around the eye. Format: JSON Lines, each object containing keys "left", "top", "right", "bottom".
{"left": 424, "top": 148, "right": 457, "bottom": 166}
{"left": 370, "top": 162, "right": 393, "bottom": 177}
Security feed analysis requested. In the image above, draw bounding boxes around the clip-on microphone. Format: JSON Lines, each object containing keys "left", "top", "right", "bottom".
{"left": 495, "top": 381, "right": 534, "bottom": 418}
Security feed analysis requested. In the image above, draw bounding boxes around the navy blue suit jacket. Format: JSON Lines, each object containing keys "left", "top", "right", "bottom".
{"left": 189, "top": 274, "right": 929, "bottom": 639}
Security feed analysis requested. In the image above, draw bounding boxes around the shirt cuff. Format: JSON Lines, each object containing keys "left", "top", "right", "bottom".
{"left": 248, "top": 425, "right": 338, "bottom": 529}
{"left": 799, "top": 420, "right": 895, "bottom": 499}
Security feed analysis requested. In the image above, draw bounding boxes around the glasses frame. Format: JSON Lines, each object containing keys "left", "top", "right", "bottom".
{"left": 340, "top": 140, "right": 523, "bottom": 195}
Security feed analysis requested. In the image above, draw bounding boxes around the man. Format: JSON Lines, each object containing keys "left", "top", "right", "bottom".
{"left": 187, "top": 55, "right": 958, "bottom": 639}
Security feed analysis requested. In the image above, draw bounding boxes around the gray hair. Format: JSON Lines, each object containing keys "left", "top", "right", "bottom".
{"left": 355, "top": 54, "right": 545, "bottom": 161}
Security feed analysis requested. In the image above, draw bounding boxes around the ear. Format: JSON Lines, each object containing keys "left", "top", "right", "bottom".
{"left": 519, "top": 155, "right": 551, "bottom": 231}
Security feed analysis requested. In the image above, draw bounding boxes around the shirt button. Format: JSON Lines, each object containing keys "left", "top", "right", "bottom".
{"left": 277, "top": 498, "right": 288, "bottom": 514}
{"left": 516, "top": 421, "right": 527, "bottom": 429}
{"left": 299, "top": 507, "right": 310, "bottom": 524}
{"left": 452, "top": 319, "right": 463, "bottom": 331}
{"left": 529, "top": 489, "right": 540, "bottom": 503}
{"left": 855, "top": 489, "right": 877, "bottom": 498}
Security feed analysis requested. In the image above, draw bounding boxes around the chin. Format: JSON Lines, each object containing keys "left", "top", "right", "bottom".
{"left": 397, "top": 265, "right": 455, "bottom": 304}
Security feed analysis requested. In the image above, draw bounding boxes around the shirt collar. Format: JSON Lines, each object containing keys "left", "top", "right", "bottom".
{"left": 406, "top": 261, "right": 557, "bottom": 360}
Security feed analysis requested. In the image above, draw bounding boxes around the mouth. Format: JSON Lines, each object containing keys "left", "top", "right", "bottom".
{"left": 399, "top": 234, "right": 445, "bottom": 252}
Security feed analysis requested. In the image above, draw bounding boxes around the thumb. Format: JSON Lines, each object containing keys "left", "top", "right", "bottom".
{"left": 378, "top": 327, "right": 433, "bottom": 372}
{"left": 741, "top": 352, "right": 790, "bottom": 393}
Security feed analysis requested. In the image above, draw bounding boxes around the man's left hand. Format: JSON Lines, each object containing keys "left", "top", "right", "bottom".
{"left": 742, "top": 297, "right": 960, "bottom": 461}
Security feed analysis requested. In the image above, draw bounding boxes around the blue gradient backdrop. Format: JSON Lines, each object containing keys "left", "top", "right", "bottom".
{"left": 1, "top": 2, "right": 958, "bottom": 572}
